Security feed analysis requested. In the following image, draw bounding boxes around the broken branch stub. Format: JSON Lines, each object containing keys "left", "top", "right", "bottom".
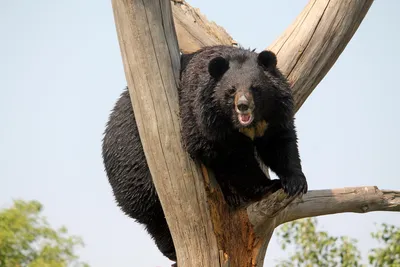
{"left": 171, "top": 0, "right": 236, "bottom": 53}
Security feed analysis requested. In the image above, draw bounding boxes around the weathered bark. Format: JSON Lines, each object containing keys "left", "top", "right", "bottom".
{"left": 246, "top": 186, "right": 400, "bottom": 265}
{"left": 268, "top": 0, "right": 375, "bottom": 112}
{"left": 171, "top": 0, "right": 237, "bottom": 53}
{"left": 111, "top": 0, "right": 220, "bottom": 266}
{"left": 279, "top": 186, "right": 400, "bottom": 224}
{"left": 248, "top": 186, "right": 400, "bottom": 230}
{"left": 111, "top": 0, "right": 399, "bottom": 266}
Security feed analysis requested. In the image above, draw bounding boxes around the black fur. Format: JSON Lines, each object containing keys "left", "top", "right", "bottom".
{"left": 102, "top": 45, "right": 307, "bottom": 265}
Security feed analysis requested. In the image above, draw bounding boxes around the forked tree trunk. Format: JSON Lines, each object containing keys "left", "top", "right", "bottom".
{"left": 111, "top": 0, "right": 400, "bottom": 266}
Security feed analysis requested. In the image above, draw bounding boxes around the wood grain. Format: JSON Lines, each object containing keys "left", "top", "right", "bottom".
{"left": 268, "top": 0, "right": 375, "bottom": 112}
{"left": 111, "top": 0, "right": 220, "bottom": 266}
{"left": 171, "top": 0, "right": 236, "bottom": 53}
{"left": 279, "top": 186, "right": 400, "bottom": 224}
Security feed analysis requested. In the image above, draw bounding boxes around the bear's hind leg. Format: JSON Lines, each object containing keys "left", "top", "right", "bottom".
{"left": 145, "top": 217, "right": 177, "bottom": 262}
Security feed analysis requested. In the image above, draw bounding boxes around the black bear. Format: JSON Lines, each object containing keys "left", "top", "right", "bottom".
{"left": 102, "top": 45, "right": 307, "bottom": 265}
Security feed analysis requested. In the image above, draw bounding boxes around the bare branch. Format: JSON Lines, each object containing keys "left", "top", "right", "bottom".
{"left": 278, "top": 186, "right": 400, "bottom": 224}
{"left": 247, "top": 186, "right": 400, "bottom": 231}
{"left": 245, "top": 186, "right": 400, "bottom": 266}
{"left": 171, "top": 0, "right": 236, "bottom": 53}
{"left": 247, "top": 186, "right": 400, "bottom": 233}
{"left": 268, "top": 0, "right": 374, "bottom": 112}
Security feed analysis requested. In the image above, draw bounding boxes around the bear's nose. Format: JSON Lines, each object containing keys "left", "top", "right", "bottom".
{"left": 237, "top": 103, "right": 249, "bottom": 112}
{"left": 237, "top": 95, "right": 250, "bottom": 112}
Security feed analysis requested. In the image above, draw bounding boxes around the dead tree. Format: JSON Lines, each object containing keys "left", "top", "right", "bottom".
{"left": 111, "top": 0, "right": 400, "bottom": 266}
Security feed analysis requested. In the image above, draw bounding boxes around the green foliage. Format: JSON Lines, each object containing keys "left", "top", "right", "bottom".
{"left": 0, "top": 199, "right": 89, "bottom": 267}
{"left": 276, "top": 217, "right": 362, "bottom": 267}
{"left": 276, "top": 217, "right": 400, "bottom": 267}
{"left": 369, "top": 223, "right": 400, "bottom": 267}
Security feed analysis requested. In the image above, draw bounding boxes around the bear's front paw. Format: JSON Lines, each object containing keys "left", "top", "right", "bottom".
{"left": 281, "top": 173, "right": 308, "bottom": 197}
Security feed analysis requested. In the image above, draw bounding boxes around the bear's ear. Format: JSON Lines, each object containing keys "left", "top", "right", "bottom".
{"left": 208, "top": 57, "right": 229, "bottom": 79}
{"left": 257, "top": 50, "right": 277, "bottom": 70}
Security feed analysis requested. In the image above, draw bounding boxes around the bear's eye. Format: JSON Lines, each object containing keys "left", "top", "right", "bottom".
{"left": 227, "top": 87, "right": 236, "bottom": 95}
{"left": 251, "top": 86, "right": 261, "bottom": 91}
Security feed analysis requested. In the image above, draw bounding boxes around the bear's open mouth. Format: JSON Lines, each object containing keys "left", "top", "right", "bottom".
{"left": 234, "top": 91, "right": 255, "bottom": 127}
{"left": 238, "top": 113, "right": 254, "bottom": 126}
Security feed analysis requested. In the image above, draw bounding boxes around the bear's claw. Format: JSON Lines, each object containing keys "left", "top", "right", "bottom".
{"left": 281, "top": 174, "right": 308, "bottom": 197}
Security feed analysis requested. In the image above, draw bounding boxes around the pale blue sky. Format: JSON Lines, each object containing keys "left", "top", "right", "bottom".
{"left": 1, "top": 0, "right": 399, "bottom": 266}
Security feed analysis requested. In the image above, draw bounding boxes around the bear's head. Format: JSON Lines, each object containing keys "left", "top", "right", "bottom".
{"left": 208, "top": 50, "right": 293, "bottom": 136}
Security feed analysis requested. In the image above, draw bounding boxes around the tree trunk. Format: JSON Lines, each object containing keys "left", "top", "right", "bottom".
{"left": 111, "top": 0, "right": 400, "bottom": 266}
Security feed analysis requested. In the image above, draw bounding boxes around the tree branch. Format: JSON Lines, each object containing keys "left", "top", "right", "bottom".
{"left": 171, "top": 0, "right": 236, "bottom": 53}
{"left": 248, "top": 187, "right": 400, "bottom": 229}
{"left": 281, "top": 187, "right": 400, "bottom": 223}
{"left": 267, "top": 0, "right": 374, "bottom": 112}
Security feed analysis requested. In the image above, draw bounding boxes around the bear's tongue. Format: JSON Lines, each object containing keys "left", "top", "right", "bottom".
{"left": 239, "top": 114, "right": 251, "bottom": 124}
